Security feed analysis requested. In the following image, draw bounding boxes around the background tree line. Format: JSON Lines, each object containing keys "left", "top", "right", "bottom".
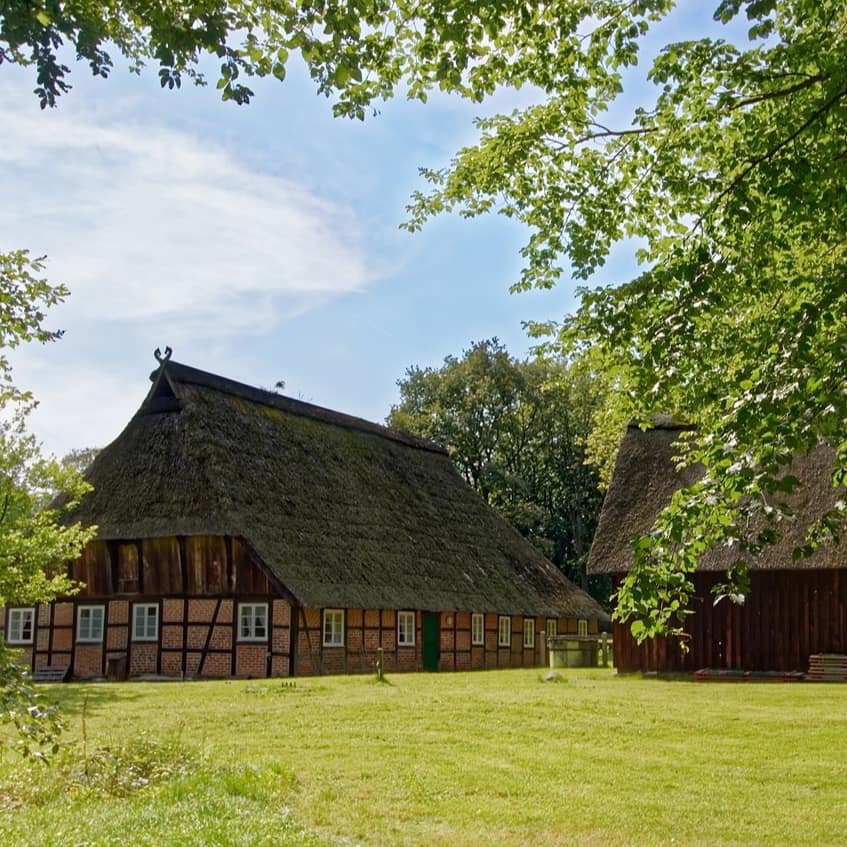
{"left": 388, "top": 339, "right": 610, "bottom": 606}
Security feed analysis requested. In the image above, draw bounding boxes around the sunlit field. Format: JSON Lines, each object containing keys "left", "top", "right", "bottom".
{"left": 2, "top": 668, "right": 846, "bottom": 846}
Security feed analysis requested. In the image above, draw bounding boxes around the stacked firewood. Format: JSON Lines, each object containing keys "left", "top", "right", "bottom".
{"left": 807, "top": 654, "right": 847, "bottom": 682}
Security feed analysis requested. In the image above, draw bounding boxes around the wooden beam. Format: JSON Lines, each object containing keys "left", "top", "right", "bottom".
{"left": 197, "top": 598, "right": 223, "bottom": 677}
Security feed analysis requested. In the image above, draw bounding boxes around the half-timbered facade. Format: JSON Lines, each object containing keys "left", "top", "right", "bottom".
{"left": 5, "top": 356, "right": 607, "bottom": 679}
{"left": 588, "top": 418, "right": 847, "bottom": 674}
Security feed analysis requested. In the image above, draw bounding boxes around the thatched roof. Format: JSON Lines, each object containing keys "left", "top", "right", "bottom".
{"left": 588, "top": 419, "right": 846, "bottom": 575}
{"left": 69, "top": 359, "right": 606, "bottom": 619}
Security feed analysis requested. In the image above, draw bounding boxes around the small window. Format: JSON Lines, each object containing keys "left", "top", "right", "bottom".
{"left": 397, "top": 611, "right": 415, "bottom": 646}
{"left": 323, "top": 609, "right": 344, "bottom": 646}
{"left": 471, "top": 613, "right": 484, "bottom": 646}
{"left": 238, "top": 603, "right": 268, "bottom": 641}
{"left": 132, "top": 604, "right": 159, "bottom": 641}
{"left": 77, "top": 606, "right": 105, "bottom": 643}
{"left": 498, "top": 616, "right": 511, "bottom": 647}
{"left": 546, "top": 619, "right": 558, "bottom": 638}
{"left": 578, "top": 619, "right": 589, "bottom": 637}
{"left": 8, "top": 608, "right": 35, "bottom": 644}
{"left": 523, "top": 619, "right": 535, "bottom": 649}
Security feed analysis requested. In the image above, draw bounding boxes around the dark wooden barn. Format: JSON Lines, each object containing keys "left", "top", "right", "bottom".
{"left": 4, "top": 357, "right": 607, "bottom": 679}
{"left": 588, "top": 419, "right": 847, "bottom": 674}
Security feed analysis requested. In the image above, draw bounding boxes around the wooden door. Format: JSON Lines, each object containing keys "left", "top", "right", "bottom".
{"left": 422, "top": 612, "right": 440, "bottom": 671}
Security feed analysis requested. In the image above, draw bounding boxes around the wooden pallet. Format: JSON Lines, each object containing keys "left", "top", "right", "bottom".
{"left": 32, "top": 665, "right": 70, "bottom": 683}
{"left": 807, "top": 654, "right": 847, "bottom": 682}
{"left": 694, "top": 668, "right": 804, "bottom": 682}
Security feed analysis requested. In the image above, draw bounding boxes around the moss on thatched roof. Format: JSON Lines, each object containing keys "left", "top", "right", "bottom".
{"left": 588, "top": 420, "right": 846, "bottom": 575}
{"left": 70, "top": 359, "right": 607, "bottom": 619}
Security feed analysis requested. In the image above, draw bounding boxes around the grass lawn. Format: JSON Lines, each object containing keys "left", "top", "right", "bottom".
{"left": 2, "top": 668, "right": 847, "bottom": 846}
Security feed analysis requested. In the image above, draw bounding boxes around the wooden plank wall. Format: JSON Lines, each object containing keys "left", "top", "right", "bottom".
{"left": 613, "top": 570, "right": 847, "bottom": 673}
{"left": 71, "top": 537, "right": 273, "bottom": 598}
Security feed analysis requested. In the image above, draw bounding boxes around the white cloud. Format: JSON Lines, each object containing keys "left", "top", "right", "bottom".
{"left": 0, "top": 79, "right": 395, "bottom": 456}
{"left": 16, "top": 358, "right": 132, "bottom": 459}
{"left": 1, "top": 83, "right": 376, "bottom": 339}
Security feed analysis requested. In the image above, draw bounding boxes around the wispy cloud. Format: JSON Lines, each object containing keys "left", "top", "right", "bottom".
{"left": 1, "top": 83, "right": 376, "bottom": 339}
{"left": 0, "top": 80, "right": 388, "bottom": 455}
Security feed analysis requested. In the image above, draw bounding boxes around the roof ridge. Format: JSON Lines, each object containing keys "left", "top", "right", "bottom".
{"left": 151, "top": 360, "right": 446, "bottom": 454}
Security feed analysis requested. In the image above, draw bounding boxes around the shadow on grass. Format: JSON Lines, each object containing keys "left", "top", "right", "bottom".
{"left": 36, "top": 681, "right": 145, "bottom": 714}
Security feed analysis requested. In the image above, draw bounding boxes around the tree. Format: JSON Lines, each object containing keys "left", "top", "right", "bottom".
{"left": 60, "top": 447, "right": 101, "bottom": 477}
{"left": 7, "top": 2, "right": 845, "bottom": 641}
{"left": 0, "top": 251, "right": 95, "bottom": 757}
{"left": 389, "top": 340, "right": 609, "bottom": 603}
{"left": 0, "top": 251, "right": 93, "bottom": 601}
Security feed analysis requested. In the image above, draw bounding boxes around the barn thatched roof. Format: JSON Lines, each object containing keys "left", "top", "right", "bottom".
{"left": 588, "top": 418, "right": 846, "bottom": 575}
{"left": 70, "top": 358, "right": 606, "bottom": 619}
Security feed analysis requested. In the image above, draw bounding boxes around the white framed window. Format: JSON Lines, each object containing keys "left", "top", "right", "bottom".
{"left": 546, "top": 619, "right": 558, "bottom": 638}
{"left": 523, "top": 618, "right": 535, "bottom": 649}
{"left": 238, "top": 603, "right": 268, "bottom": 641}
{"left": 132, "top": 604, "right": 159, "bottom": 641}
{"left": 471, "top": 613, "right": 484, "bottom": 646}
{"left": 77, "top": 605, "right": 105, "bottom": 643}
{"left": 578, "top": 619, "right": 589, "bottom": 637}
{"left": 7, "top": 608, "right": 35, "bottom": 644}
{"left": 498, "top": 616, "right": 511, "bottom": 647}
{"left": 397, "top": 611, "right": 415, "bottom": 646}
{"left": 323, "top": 609, "right": 344, "bottom": 646}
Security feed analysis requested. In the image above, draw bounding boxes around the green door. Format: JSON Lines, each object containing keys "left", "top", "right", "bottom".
{"left": 422, "top": 612, "right": 440, "bottom": 671}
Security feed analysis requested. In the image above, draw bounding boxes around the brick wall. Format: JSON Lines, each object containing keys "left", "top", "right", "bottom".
{"left": 471, "top": 646, "right": 485, "bottom": 669}
{"left": 163, "top": 599, "right": 184, "bottom": 623}
{"left": 53, "top": 603, "right": 73, "bottom": 627}
{"left": 216, "top": 600, "right": 234, "bottom": 623}
{"left": 271, "top": 655, "right": 290, "bottom": 676}
{"left": 289, "top": 606, "right": 555, "bottom": 676}
{"left": 188, "top": 599, "right": 218, "bottom": 623}
{"left": 15, "top": 594, "right": 292, "bottom": 680}
{"left": 108, "top": 601, "right": 129, "bottom": 625}
{"left": 187, "top": 625, "right": 208, "bottom": 650}
{"left": 107, "top": 624, "right": 128, "bottom": 652}
{"left": 129, "top": 643, "right": 157, "bottom": 676}
{"left": 17, "top": 594, "right": 579, "bottom": 679}
{"left": 74, "top": 644, "right": 103, "bottom": 677}
{"left": 161, "top": 652, "right": 182, "bottom": 676}
{"left": 396, "top": 647, "right": 417, "bottom": 672}
{"left": 208, "top": 625, "right": 232, "bottom": 651}
{"left": 273, "top": 601, "right": 291, "bottom": 626}
{"left": 162, "top": 625, "right": 182, "bottom": 650}
{"left": 235, "top": 645, "right": 267, "bottom": 677}
{"left": 201, "top": 652, "right": 232, "bottom": 677}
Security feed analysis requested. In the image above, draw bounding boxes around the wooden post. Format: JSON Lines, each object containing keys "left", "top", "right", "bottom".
{"left": 600, "top": 633, "right": 607, "bottom": 668}
{"left": 376, "top": 647, "right": 384, "bottom": 681}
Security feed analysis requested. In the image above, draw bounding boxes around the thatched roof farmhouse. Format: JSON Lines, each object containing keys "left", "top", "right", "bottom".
{"left": 7, "top": 355, "right": 607, "bottom": 679}
{"left": 588, "top": 418, "right": 847, "bottom": 674}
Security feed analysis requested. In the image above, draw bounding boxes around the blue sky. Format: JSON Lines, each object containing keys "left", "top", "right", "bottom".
{"left": 4, "top": 5, "right": 736, "bottom": 458}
